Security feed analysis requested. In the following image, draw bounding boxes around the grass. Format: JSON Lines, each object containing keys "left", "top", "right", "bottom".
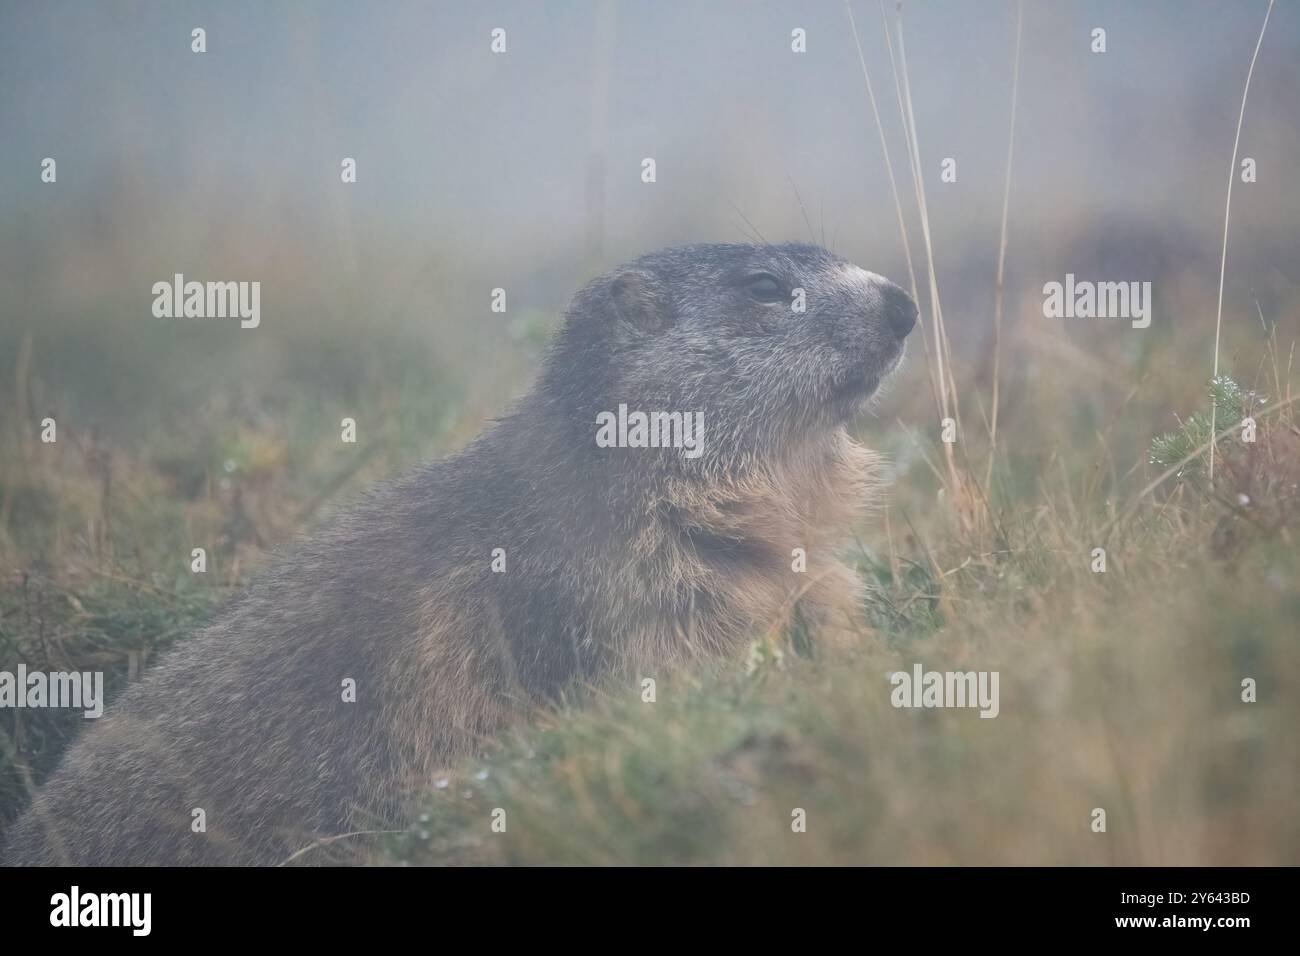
{"left": 0, "top": 322, "right": 472, "bottom": 832}
{"left": 1210, "top": 0, "right": 1276, "bottom": 484}
{"left": 8, "top": 307, "right": 1295, "bottom": 864}
{"left": 384, "top": 474, "right": 1298, "bottom": 866}
{"left": 378, "top": 363, "right": 1298, "bottom": 865}
{"left": 2, "top": 307, "right": 1296, "bottom": 862}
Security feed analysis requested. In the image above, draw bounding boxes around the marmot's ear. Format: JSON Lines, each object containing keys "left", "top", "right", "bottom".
{"left": 609, "top": 269, "right": 671, "bottom": 332}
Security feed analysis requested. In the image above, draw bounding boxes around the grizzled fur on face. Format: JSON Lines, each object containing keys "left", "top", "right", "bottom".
{"left": 545, "top": 243, "right": 916, "bottom": 474}
{"left": 1, "top": 243, "right": 914, "bottom": 866}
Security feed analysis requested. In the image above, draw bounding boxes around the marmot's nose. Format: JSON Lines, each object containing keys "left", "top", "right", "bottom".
{"left": 881, "top": 282, "right": 918, "bottom": 339}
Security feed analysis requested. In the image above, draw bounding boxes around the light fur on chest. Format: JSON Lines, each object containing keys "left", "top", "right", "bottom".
{"left": 611, "top": 430, "right": 881, "bottom": 669}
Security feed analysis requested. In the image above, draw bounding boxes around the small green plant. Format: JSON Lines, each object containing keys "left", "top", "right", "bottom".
{"left": 1149, "top": 376, "right": 1256, "bottom": 480}
{"left": 857, "top": 549, "right": 943, "bottom": 645}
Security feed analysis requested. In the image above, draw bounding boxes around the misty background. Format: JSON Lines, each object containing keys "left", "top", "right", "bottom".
{"left": 1, "top": 0, "right": 1297, "bottom": 463}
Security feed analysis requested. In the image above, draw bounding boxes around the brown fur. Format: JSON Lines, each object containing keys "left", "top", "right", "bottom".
{"left": 2, "top": 243, "right": 913, "bottom": 865}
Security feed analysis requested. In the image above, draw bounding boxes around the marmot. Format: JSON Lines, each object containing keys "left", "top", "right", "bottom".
{"left": 2, "top": 242, "right": 916, "bottom": 865}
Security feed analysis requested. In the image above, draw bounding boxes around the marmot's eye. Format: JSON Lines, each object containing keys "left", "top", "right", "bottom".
{"left": 744, "top": 273, "right": 785, "bottom": 303}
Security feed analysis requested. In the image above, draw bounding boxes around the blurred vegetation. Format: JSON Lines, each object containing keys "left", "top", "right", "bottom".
{"left": 387, "top": 536, "right": 1299, "bottom": 865}
{"left": 380, "top": 364, "right": 1299, "bottom": 865}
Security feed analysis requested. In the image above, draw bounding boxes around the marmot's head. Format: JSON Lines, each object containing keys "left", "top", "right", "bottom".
{"left": 546, "top": 242, "right": 916, "bottom": 471}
